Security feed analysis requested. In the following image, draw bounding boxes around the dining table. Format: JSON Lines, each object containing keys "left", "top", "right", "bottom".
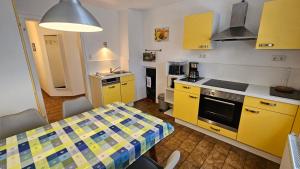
{"left": 0, "top": 102, "right": 174, "bottom": 169}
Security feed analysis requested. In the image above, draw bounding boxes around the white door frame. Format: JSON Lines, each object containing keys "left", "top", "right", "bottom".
{"left": 13, "top": 7, "right": 91, "bottom": 120}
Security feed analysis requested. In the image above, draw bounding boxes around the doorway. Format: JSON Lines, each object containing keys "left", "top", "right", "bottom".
{"left": 25, "top": 20, "right": 87, "bottom": 122}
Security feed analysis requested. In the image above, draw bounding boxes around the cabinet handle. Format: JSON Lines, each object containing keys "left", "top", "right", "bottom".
{"left": 245, "top": 108, "right": 260, "bottom": 114}
{"left": 109, "top": 86, "right": 115, "bottom": 89}
{"left": 189, "top": 95, "right": 198, "bottom": 99}
{"left": 259, "top": 43, "right": 274, "bottom": 47}
{"left": 210, "top": 126, "right": 220, "bottom": 132}
{"left": 122, "top": 83, "right": 127, "bottom": 85}
{"left": 183, "top": 86, "right": 190, "bottom": 89}
{"left": 260, "top": 101, "right": 276, "bottom": 107}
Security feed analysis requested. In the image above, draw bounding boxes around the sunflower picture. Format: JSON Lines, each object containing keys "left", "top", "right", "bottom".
{"left": 155, "top": 27, "right": 169, "bottom": 42}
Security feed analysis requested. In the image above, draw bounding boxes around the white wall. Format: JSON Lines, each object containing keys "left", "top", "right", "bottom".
{"left": 119, "top": 10, "right": 147, "bottom": 100}
{"left": 0, "top": 0, "right": 37, "bottom": 117}
{"left": 15, "top": 0, "right": 121, "bottom": 101}
{"left": 142, "top": 0, "right": 300, "bottom": 98}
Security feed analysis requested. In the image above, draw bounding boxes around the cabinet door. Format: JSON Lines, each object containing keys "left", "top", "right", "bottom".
{"left": 278, "top": 0, "right": 300, "bottom": 49}
{"left": 256, "top": 0, "right": 300, "bottom": 49}
{"left": 183, "top": 12, "right": 213, "bottom": 50}
{"left": 121, "top": 80, "right": 135, "bottom": 104}
{"left": 173, "top": 90, "right": 200, "bottom": 125}
{"left": 237, "top": 106, "right": 294, "bottom": 157}
{"left": 292, "top": 107, "right": 300, "bottom": 135}
{"left": 256, "top": 1, "right": 281, "bottom": 49}
{"left": 102, "top": 83, "right": 121, "bottom": 105}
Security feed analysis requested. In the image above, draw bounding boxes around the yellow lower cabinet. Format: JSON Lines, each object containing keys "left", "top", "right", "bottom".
{"left": 173, "top": 90, "right": 200, "bottom": 125}
{"left": 120, "top": 80, "right": 135, "bottom": 104}
{"left": 237, "top": 106, "right": 294, "bottom": 157}
{"left": 292, "top": 107, "right": 300, "bottom": 135}
{"left": 102, "top": 83, "right": 121, "bottom": 105}
{"left": 198, "top": 120, "right": 237, "bottom": 140}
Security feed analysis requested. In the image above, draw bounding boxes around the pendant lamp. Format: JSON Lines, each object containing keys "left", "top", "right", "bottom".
{"left": 39, "top": 0, "right": 103, "bottom": 32}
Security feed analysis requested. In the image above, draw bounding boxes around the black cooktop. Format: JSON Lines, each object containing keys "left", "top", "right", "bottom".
{"left": 270, "top": 87, "right": 300, "bottom": 100}
{"left": 180, "top": 77, "right": 204, "bottom": 83}
{"left": 203, "top": 79, "right": 249, "bottom": 92}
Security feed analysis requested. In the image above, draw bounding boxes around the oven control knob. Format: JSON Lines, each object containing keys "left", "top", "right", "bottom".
{"left": 210, "top": 91, "right": 215, "bottom": 96}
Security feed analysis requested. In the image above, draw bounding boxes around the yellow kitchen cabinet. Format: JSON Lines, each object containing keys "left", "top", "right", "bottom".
{"left": 198, "top": 120, "right": 237, "bottom": 140}
{"left": 121, "top": 80, "right": 135, "bottom": 104}
{"left": 175, "top": 83, "right": 201, "bottom": 95}
{"left": 183, "top": 11, "right": 214, "bottom": 50}
{"left": 292, "top": 107, "right": 300, "bottom": 135}
{"left": 244, "top": 96, "right": 298, "bottom": 116}
{"left": 237, "top": 106, "right": 294, "bottom": 157}
{"left": 256, "top": 0, "right": 300, "bottom": 49}
{"left": 173, "top": 89, "right": 200, "bottom": 125}
{"left": 102, "top": 83, "right": 121, "bottom": 105}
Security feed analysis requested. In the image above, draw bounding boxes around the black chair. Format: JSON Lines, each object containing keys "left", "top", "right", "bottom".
{"left": 127, "top": 150, "right": 180, "bottom": 169}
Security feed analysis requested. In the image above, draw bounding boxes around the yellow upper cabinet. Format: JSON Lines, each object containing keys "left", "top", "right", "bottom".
{"left": 256, "top": 0, "right": 300, "bottom": 49}
{"left": 183, "top": 12, "right": 214, "bottom": 50}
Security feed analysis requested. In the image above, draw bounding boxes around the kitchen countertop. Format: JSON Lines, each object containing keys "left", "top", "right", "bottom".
{"left": 175, "top": 78, "right": 300, "bottom": 105}
{"left": 89, "top": 72, "right": 134, "bottom": 80}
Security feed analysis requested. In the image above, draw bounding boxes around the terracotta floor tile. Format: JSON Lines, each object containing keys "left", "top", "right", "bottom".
{"left": 179, "top": 139, "right": 199, "bottom": 153}
{"left": 179, "top": 160, "right": 200, "bottom": 169}
{"left": 201, "top": 149, "right": 227, "bottom": 169}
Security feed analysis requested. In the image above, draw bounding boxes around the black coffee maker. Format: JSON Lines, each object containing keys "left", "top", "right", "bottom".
{"left": 188, "top": 62, "right": 199, "bottom": 79}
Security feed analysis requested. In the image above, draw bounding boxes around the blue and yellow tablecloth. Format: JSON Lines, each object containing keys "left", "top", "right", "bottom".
{"left": 0, "top": 102, "right": 174, "bottom": 169}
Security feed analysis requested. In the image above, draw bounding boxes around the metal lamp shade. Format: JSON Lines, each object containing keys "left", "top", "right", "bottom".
{"left": 39, "top": 0, "right": 103, "bottom": 32}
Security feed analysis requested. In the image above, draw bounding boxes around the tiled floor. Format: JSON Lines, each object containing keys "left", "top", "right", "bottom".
{"left": 42, "top": 91, "right": 84, "bottom": 123}
{"left": 134, "top": 99, "right": 280, "bottom": 169}
{"left": 44, "top": 96, "right": 279, "bottom": 169}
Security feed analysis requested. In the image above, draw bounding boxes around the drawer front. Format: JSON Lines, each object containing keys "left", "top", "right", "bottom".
{"left": 121, "top": 75, "right": 135, "bottom": 83}
{"left": 175, "top": 83, "right": 200, "bottom": 95}
{"left": 197, "top": 120, "right": 237, "bottom": 140}
{"left": 244, "top": 96, "right": 298, "bottom": 116}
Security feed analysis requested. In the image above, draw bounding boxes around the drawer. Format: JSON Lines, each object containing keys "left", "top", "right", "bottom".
{"left": 175, "top": 83, "right": 200, "bottom": 95}
{"left": 244, "top": 96, "right": 298, "bottom": 116}
{"left": 198, "top": 120, "right": 237, "bottom": 140}
{"left": 121, "top": 75, "right": 135, "bottom": 82}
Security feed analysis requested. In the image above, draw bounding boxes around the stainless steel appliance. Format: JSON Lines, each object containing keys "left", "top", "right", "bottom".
{"left": 102, "top": 77, "right": 120, "bottom": 86}
{"left": 188, "top": 62, "right": 199, "bottom": 79}
{"left": 203, "top": 79, "right": 249, "bottom": 92}
{"left": 211, "top": 0, "right": 257, "bottom": 41}
{"left": 198, "top": 88, "right": 245, "bottom": 131}
{"left": 169, "top": 64, "right": 185, "bottom": 75}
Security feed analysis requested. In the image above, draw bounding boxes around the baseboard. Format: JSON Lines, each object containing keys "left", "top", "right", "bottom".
{"left": 175, "top": 119, "right": 281, "bottom": 164}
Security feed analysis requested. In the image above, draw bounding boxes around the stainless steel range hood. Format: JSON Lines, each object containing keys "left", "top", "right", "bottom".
{"left": 211, "top": 0, "right": 257, "bottom": 41}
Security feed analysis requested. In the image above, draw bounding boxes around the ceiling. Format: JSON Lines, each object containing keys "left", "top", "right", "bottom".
{"left": 82, "top": 0, "right": 182, "bottom": 9}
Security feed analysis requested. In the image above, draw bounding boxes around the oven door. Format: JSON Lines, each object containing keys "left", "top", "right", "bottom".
{"left": 199, "top": 95, "right": 243, "bottom": 131}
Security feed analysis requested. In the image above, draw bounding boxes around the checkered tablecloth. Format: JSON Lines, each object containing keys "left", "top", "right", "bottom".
{"left": 0, "top": 102, "right": 174, "bottom": 169}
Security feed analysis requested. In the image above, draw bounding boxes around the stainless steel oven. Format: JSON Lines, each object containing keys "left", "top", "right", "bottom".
{"left": 198, "top": 88, "right": 245, "bottom": 132}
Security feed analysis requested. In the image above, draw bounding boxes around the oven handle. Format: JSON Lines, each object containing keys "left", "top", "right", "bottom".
{"left": 204, "top": 97, "right": 235, "bottom": 106}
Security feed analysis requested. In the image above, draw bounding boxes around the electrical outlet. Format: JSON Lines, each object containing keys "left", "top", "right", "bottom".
{"left": 198, "top": 54, "right": 207, "bottom": 58}
{"left": 272, "top": 55, "right": 287, "bottom": 62}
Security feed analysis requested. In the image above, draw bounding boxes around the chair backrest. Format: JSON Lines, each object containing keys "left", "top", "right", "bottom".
{"left": 0, "top": 109, "right": 48, "bottom": 139}
{"left": 62, "top": 97, "right": 93, "bottom": 118}
{"left": 164, "top": 150, "right": 180, "bottom": 169}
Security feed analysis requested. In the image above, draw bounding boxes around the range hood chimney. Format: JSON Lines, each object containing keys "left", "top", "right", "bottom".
{"left": 211, "top": 0, "right": 257, "bottom": 41}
